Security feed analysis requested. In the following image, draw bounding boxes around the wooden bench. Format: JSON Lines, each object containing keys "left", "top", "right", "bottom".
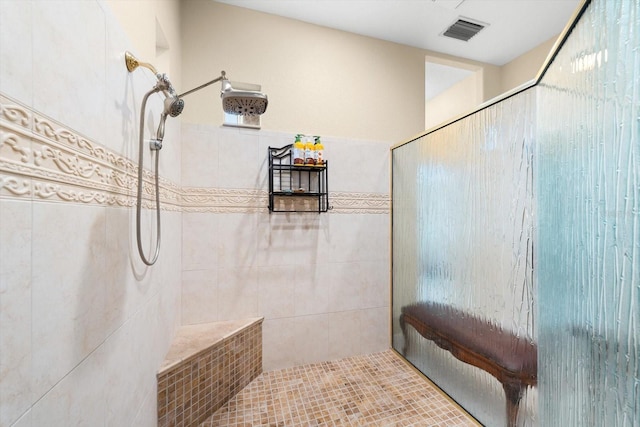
{"left": 399, "top": 302, "right": 537, "bottom": 427}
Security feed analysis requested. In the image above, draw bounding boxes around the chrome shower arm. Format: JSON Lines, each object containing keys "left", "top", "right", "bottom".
{"left": 178, "top": 71, "right": 227, "bottom": 98}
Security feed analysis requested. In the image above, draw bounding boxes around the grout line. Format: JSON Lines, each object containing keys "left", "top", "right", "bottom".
{"left": 202, "top": 350, "right": 477, "bottom": 426}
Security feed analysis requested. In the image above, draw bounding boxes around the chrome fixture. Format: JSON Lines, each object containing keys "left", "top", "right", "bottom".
{"left": 125, "top": 51, "right": 268, "bottom": 265}
{"left": 178, "top": 70, "right": 268, "bottom": 116}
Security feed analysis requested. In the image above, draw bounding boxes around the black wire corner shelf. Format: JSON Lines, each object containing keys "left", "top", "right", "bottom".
{"left": 268, "top": 144, "right": 331, "bottom": 213}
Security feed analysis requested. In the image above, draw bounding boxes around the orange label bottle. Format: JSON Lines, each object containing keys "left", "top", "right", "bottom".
{"left": 314, "top": 136, "right": 324, "bottom": 166}
{"left": 304, "top": 136, "right": 315, "bottom": 166}
{"left": 293, "top": 134, "right": 304, "bottom": 165}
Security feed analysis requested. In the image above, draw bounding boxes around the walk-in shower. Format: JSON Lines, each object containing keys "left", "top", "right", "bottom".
{"left": 125, "top": 51, "right": 268, "bottom": 265}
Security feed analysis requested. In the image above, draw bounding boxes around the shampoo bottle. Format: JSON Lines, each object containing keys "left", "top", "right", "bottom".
{"left": 304, "top": 135, "right": 315, "bottom": 166}
{"left": 293, "top": 134, "right": 305, "bottom": 165}
{"left": 314, "top": 136, "right": 324, "bottom": 166}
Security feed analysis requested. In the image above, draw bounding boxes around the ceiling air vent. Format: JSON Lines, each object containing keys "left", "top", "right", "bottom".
{"left": 442, "top": 18, "right": 486, "bottom": 42}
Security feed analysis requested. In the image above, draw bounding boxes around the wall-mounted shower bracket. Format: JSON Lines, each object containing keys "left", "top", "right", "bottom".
{"left": 150, "top": 139, "right": 162, "bottom": 151}
{"left": 155, "top": 74, "right": 175, "bottom": 93}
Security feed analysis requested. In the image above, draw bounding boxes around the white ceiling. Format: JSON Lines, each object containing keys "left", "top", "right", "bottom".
{"left": 213, "top": 0, "right": 581, "bottom": 66}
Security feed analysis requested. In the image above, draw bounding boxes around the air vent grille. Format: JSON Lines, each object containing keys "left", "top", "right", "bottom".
{"left": 442, "top": 19, "right": 485, "bottom": 41}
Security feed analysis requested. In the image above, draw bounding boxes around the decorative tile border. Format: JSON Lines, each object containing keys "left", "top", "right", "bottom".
{"left": 0, "top": 94, "right": 180, "bottom": 209}
{"left": 330, "top": 191, "right": 390, "bottom": 214}
{"left": 1, "top": 94, "right": 389, "bottom": 213}
{"left": 182, "top": 187, "right": 267, "bottom": 213}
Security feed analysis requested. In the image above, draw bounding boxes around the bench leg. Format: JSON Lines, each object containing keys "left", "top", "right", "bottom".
{"left": 502, "top": 382, "right": 525, "bottom": 427}
{"left": 399, "top": 314, "right": 408, "bottom": 355}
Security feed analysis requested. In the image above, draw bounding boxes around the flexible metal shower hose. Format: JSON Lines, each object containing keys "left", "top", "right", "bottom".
{"left": 136, "top": 87, "right": 162, "bottom": 266}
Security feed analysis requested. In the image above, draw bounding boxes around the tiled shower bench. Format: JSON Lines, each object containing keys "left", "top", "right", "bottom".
{"left": 157, "top": 317, "right": 263, "bottom": 427}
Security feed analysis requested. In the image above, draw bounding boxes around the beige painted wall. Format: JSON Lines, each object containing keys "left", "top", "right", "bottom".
{"left": 482, "top": 63, "right": 503, "bottom": 101}
{"left": 422, "top": 54, "right": 500, "bottom": 134}
{"left": 107, "top": 0, "right": 558, "bottom": 144}
{"left": 180, "top": 0, "right": 429, "bottom": 143}
{"left": 106, "top": 0, "right": 182, "bottom": 89}
{"left": 501, "top": 35, "right": 558, "bottom": 94}
{"left": 423, "top": 36, "right": 558, "bottom": 134}
{"left": 425, "top": 72, "right": 482, "bottom": 130}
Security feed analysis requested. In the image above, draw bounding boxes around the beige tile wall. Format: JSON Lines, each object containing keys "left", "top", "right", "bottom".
{"left": 181, "top": 124, "right": 392, "bottom": 371}
{"left": 0, "top": 2, "right": 392, "bottom": 426}
{"left": 0, "top": 97, "right": 390, "bottom": 427}
{"left": 0, "top": 2, "right": 182, "bottom": 426}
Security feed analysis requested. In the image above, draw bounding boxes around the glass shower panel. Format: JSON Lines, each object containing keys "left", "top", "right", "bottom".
{"left": 537, "top": 0, "right": 640, "bottom": 425}
{"left": 392, "top": 89, "right": 536, "bottom": 426}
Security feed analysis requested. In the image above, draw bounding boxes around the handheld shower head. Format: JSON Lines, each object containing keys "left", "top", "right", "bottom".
{"left": 221, "top": 79, "right": 268, "bottom": 116}
{"left": 155, "top": 92, "right": 183, "bottom": 143}
{"left": 164, "top": 95, "right": 184, "bottom": 117}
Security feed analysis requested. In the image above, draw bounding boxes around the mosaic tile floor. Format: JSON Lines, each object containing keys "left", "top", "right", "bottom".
{"left": 201, "top": 350, "right": 478, "bottom": 427}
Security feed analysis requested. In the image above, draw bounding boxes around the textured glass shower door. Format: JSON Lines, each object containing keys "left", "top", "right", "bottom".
{"left": 392, "top": 1, "right": 639, "bottom": 426}
{"left": 536, "top": 0, "right": 640, "bottom": 425}
{"left": 392, "top": 90, "right": 537, "bottom": 427}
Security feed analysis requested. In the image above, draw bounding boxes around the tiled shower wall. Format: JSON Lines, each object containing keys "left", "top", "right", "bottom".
{"left": 0, "top": 1, "right": 182, "bottom": 426}
{"left": 1, "top": 2, "right": 391, "bottom": 427}
{"left": 180, "top": 123, "right": 391, "bottom": 371}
